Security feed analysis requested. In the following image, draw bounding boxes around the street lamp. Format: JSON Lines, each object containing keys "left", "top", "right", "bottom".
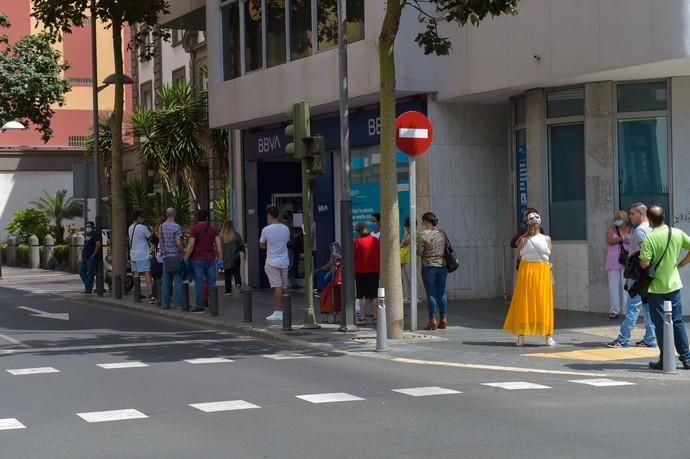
{"left": 0, "top": 121, "right": 26, "bottom": 277}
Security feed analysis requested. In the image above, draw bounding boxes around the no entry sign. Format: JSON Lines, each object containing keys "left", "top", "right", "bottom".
{"left": 396, "top": 111, "right": 433, "bottom": 157}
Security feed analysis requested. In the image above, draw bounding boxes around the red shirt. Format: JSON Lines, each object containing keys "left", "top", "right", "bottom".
{"left": 190, "top": 222, "right": 218, "bottom": 261}
{"left": 354, "top": 234, "right": 380, "bottom": 274}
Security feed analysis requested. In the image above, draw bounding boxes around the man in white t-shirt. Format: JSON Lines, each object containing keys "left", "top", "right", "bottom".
{"left": 260, "top": 206, "right": 291, "bottom": 321}
{"left": 128, "top": 209, "right": 154, "bottom": 304}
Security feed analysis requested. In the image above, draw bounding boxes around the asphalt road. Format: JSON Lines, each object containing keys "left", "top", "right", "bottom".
{"left": 1, "top": 286, "right": 690, "bottom": 459}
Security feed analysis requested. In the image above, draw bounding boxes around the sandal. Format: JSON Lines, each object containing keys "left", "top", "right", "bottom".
{"left": 608, "top": 312, "right": 618, "bottom": 319}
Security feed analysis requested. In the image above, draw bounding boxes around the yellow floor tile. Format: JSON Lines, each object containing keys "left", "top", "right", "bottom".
{"left": 525, "top": 347, "right": 659, "bottom": 361}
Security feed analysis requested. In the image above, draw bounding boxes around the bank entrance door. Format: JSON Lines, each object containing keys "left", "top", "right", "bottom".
{"left": 271, "top": 193, "right": 303, "bottom": 218}
{"left": 271, "top": 193, "right": 304, "bottom": 285}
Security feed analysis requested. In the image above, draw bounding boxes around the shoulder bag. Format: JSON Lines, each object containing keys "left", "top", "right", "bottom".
{"left": 441, "top": 230, "right": 460, "bottom": 273}
{"left": 630, "top": 226, "right": 672, "bottom": 301}
{"left": 160, "top": 224, "right": 182, "bottom": 273}
{"left": 614, "top": 226, "right": 629, "bottom": 266}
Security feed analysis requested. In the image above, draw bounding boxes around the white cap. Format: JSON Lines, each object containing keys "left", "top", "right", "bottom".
{"left": 378, "top": 287, "right": 386, "bottom": 298}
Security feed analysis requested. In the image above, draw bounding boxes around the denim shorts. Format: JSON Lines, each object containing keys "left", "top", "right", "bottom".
{"left": 132, "top": 259, "right": 151, "bottom": 273}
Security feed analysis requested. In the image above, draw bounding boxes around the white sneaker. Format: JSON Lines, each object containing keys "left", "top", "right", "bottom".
{"left": 545, "top": 337, "right": 556, "bottom": 347}
{"left": 516, "top": 335, "right": 525, "bottom": 347}
{"left": 266, "top": 311, "right": 283, "bottom": 321}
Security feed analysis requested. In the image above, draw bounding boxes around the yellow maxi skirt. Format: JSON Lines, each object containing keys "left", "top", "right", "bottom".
{"left": 503, "top": 261, "right": 554, "bottom": 336}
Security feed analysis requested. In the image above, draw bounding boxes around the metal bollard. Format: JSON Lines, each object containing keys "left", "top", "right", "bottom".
{"left": 663, "top": 300, "right": 677, "bottom": 374}
{"left": 181, "top": 282, "right": 190, "bottom": 311}
{"left": 376, "top": 288, "right": 388, "bottom": 352}
{"left": 209, "top": 286, "right": 219, "bottom": 317}
{"left": 282, "top": 292, "right": 292, "bottom": 331}
{"left": 133, "top": 276, "right": 142, "bottom": 303}
{"left": 114, "top": 275, "right": 123, "bottom": 299}
{"left": 242, "top": 287, "right": 253, "bottom": 322}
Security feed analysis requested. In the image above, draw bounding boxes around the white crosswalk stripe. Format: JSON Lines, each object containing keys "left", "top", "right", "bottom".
{"left": 77, "top": 409, "right": 148, "bottom": 423}
{"left": 97, "top": 362, "right": 150, "bottom": 369}
{"left": 0, "top": 418, "right": 26, "bottom": 431}
{"left": 184, "top": 357, "right": 234, "bottom": 364}
{"left": 569, "top": 378, "right": 636, "bottom": 387}
{"left": 392, "top": 386, "right": 462, "bottom": 397}
{"left": 296, "top": 392, "right": 365, "bottom": 404}
{"left": 482, "top": 382, "right": 551, "bottom": 390}
{"left": 190, "top": 400, "right": 261, "bottom": 413}
{"left": 7, "top": 367, "right": 60, "bottom": 376}
{"left": 262, "top": 353, "right": 314, "bottom": 360}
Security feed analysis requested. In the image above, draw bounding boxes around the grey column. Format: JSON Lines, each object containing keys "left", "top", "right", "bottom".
{"left": 525, "top": 89, "right": 548, "bottom": 225}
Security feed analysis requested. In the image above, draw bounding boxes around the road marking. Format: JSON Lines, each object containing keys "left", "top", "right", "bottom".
{"left": 525, "top": 347, "right": 658, "bottom": 361}
{"left": 0, "top": 338, "right": 251, "bottom": 355}
{"left": 190, "top": 400, "right": 261, "bottom": 413}
{"left": 77, "top": 409, "right": 148, "bottom": 423}
{"left": 391, "top": 357, "right": 611, "bottom": 377}
{"left": 482, "top": 382, "right": 551, "bottom": 390}
{"left": 97, "top": 362, "right": 150, "bottom": 369}
{"left": 399, "top": 128, "right": 429, "bottom": 139}
{"left": 7, "top": 367, "right": 60, "bottom": 376}
{"left": 0, "top": 418, "right": 26, "bottom": 431}
{"left": 17, "top": 306, "right": 69, "bottom": 321}
{"left": 569, "top": 378, "right": 637, "bottom": 387}
{"left": 296, "top": 393, "right": 365, "bottom": 404}
{"left": 0, "top": 333, "right": 28, "bottom": 348}
{"left": 184, "top": 357, "right": 234, "bottom": 364}
{"left": 262, "top": 353, "right": 314, "bottom": 360}
{"left": 392, "top": 386, "right": 462, "bottom": 397}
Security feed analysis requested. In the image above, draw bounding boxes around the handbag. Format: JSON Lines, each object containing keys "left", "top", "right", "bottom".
{"left": 614, "top": 226, "right": 629, "bottom": 266}
{"left": 441, "top": 230, "right": 460, "bottom": 273}
{"left": 400, "top": 244, "right": 411, "bottom": 264}
{"left": 159, "top": 225, "right": 182, "bottom": 273}
{"left": 629, "top": 226, "right": 672, "bottom": 301}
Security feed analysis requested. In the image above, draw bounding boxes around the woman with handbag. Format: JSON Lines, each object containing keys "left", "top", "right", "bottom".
{"left": 503, "top": 211, "right": 555, "bottom": 346}
{"left": 418, "top": 212, "right": 449, "bottom": 330}
{"left": 400, "top": 217, "right": 412, "bottom": 302}
{"left": 606, "top": 210, "right": 633, "bottom": 319}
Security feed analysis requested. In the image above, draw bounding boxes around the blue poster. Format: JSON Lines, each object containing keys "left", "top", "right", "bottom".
{"left": 517, "top": 144, "right": 528, "bottom": 225}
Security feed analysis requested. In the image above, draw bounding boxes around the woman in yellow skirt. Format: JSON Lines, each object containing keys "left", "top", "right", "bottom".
{"left": 503, "top": 211, "right": 556, "bottom": 346}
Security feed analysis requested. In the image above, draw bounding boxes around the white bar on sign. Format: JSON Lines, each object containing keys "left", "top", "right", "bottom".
{"left": 77, "top": 409, "right": 148, "bottom": 423}
{"left": 399, "top": 128, "right": 429, "bottom": 139}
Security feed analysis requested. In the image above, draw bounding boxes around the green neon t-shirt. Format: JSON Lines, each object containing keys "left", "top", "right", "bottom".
{"left": 639, "top": 225, "right": 690, "bottom": 294}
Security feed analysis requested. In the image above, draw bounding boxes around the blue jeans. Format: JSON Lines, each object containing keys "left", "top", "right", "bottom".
{"left": 647, "top": 290, "right": 690, "bottom": 362}
{"left": 191, "top": 260, "right": 216, "bottom": 309}
{"left": 617, "top": 293, "right": 656, "bottom": 346}
{"left": 79, "top": 256, "right": 97, "bottom": 291}
{"left": 161, "top": 269, "right": 183, "bottom": 309}
{"left": 422, "top": 266, "right": 448, "bottom": 319}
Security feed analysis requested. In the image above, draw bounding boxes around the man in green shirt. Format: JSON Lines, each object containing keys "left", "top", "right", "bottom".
{"left": 639, "top": 205, "right": 690, "bottom": 370}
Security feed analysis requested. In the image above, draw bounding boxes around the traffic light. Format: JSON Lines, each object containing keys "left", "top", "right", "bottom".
{"left": 304, "top": 135, "right": 325, "bottom": 178}
{"left": 285, "top": 101, "right": 310, "bottom": 159}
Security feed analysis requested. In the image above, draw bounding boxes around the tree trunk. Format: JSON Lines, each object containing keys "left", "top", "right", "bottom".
{"left": 379, "top": 0, "right": 404, "bottom": 339}
{"left": 109, "top": 17, "right": 127, "bottom": 282}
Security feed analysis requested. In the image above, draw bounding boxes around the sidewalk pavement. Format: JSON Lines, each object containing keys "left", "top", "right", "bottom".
{"left": 2, "top": 267, "right": 688, "bottom": 380}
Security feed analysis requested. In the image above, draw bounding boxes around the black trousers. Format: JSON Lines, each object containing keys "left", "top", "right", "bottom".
{"left": 224, "top": 264, "right": 242, "bottom": 293}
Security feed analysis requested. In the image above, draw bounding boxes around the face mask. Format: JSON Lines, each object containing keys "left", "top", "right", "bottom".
{"left": 85, "top": 227, "right": 93, "bottom": 235}
{"left": 614, "top": 220, "right": 624, "bottom": 227}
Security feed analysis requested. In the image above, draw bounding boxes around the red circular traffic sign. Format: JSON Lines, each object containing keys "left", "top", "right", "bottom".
{"left": 395, "top": 111, "right": 433, "bottom": 157}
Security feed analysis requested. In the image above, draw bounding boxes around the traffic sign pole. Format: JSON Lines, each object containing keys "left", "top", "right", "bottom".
{"left": 409, "top": 157, "right": 417, "bottom": 331}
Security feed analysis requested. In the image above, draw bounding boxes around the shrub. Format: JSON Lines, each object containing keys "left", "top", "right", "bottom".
{"left": 0, "top": 244, "right": 5, "bottom": 264}
{"left": 53, "top": 244, "right": 69, "bottom": 265}
{"left": 16, "top": 243, "right": 29, "bottom": 267}
{"left": 6, "top": 209, "right": 50, "bottom": 242}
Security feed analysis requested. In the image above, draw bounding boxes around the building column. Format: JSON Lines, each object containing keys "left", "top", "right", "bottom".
{"left": 671, "top": 76, "right": 690, "bottom": 305}
{"left": 584, "top": 81, "right": 615, "bottom": 313}
{"left": 525, "top": 89, "right": 548, "bottom": 225}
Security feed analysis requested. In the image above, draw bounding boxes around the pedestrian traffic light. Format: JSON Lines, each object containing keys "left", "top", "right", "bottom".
{"left": 285, "top": 101, "right": 310, "bottom": 159}
{"left": 303, "top": 135, "right": 325, "bottom": 178}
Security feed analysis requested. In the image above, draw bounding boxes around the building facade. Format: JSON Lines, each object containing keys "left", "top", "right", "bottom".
{"left": 164, "top": 0, "right": 690, "bottom": 311}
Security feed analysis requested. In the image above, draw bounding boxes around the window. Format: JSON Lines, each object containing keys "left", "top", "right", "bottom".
{"left": 139, "top": 80, "right": 153, "bottom": 109}
{"left": 171, "top": 29, "right": 184, "bottom": 47}
{"left": 515, "top": 129, "right": 527, "bottom": 227}
{"left": 290, "top": 0, "right": 312, "bottom": 60}
{"left": 549, "top": 124, "right": 586, "bottom": 240}
{"left": 68, "top": 77, "right": 93, "bottom": 86}
{"left": 245, "top": 0, "right": 263, "bottom": 72}
{"left": 547, "top": 87, "right": 584, "bottom": 118}
{"left": 172, "top": 67, "right": 186, "bottom": 84}
{"left": 514, "top": 96, "right": 526, "bottom": 125}
{"left": 266, "top": 0, "right": 286, "bottom": 67}
{"left": 68, "top": 136, "right": 89, "bottom": 148}
{"left": 221, "top": 1, "right": 241, "bottom": 80}
{"left": 617, "top": 82, "right": 667, "bottom": 113}
{"left": 317, "top": 0, "right": 364, "bottom": 51}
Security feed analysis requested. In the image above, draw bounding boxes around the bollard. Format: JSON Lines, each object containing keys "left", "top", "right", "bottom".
{"left": 114, "top": 275, "right": 123, "bottom": 299}
{"left": 181, "top": 282, "right": 190, "bottom": 311}
{"left": 242, "top": 287, "right": 253, "bottom": 322}
{"left": 282, "top": 292, "right": 292, "bottom": 331}
{"left": 376, "top": 288, "right": 388, "bottom": 352}
{"left": 42, "top": 235, "right": 55, "bottom": 269}
{"left": 28, "top": 235, "right": 40, "bottom": 269}
{"left": 209, "top": 286, "right": 219, "bottom": 317}
{"left": 133, "top": 276, "right": 142, "bottom": 303}
{"left": 663, "top": 300, "right": 677, "bottom": 374}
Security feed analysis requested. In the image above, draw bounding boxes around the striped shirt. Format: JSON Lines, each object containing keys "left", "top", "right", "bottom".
{"left": 158, "top": 220, "right": 182, "bottom": 257}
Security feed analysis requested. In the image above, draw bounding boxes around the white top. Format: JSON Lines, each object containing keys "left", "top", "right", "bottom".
{"left": 520, "top": 234, "right": 551, "bottom": 262}
{"left": 128, "top": 223, "right": 152, "bottom": 262}
{"left": 260, "top": 223, "right": 291, "bottom": 269}
{"left": 371, "top": 231, "right": 381, "bottom": 240}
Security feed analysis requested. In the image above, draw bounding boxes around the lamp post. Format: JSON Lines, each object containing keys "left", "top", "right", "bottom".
{"left": 0, "top": 121, "right": 27, "bottom": 278}
{"left": 90, "top": 2, "right": 133, "bottom": 296}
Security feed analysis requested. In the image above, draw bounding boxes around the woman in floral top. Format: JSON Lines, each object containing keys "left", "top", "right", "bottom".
{"left": 417, "top": 212, "right": 448, "bottom": 330}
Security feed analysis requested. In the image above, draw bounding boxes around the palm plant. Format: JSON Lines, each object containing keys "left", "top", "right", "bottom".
{"left": 124, "top": 178, "right": 157, "bottom": 225}
{"left": 211, "top": 186, "right": 231, "bottom": 225}
{"left": 130, "top": 80, "right": 205, "bottom": 206}
{"left": 30, "top": 189, "right": 83, "bottom": 244}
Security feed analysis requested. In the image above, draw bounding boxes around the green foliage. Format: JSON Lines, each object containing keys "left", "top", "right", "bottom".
{"left": 30, "top": 189, "right": 83, "bottom": 244}
{"left": 0, "top": 14, "right": 71, "bottom": 142}
{"left": 124, "top": 178, "right": 154, "bottom": 222}
{"left": 16, "top": 243, "right": 29, "bottom": 267}
{"left": 406, "top": 0, "right": 519, "bottom": 55}
{"left": 210, "top": 128, "right": 230, "bottom": 182}
{"left": 166, "top": 187, "right": 193, "bottom": 229}
{"left": 53, "top": 244, "right": 69, "bottom": 265}
{"left": 85, "top": 113, "right": 113, "bottom": 164}
{"left": 6, "top": 209, "right": 51, "bottom": 242}
{"left": 211, "top": 187, "right": 232, "bottom": 225}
